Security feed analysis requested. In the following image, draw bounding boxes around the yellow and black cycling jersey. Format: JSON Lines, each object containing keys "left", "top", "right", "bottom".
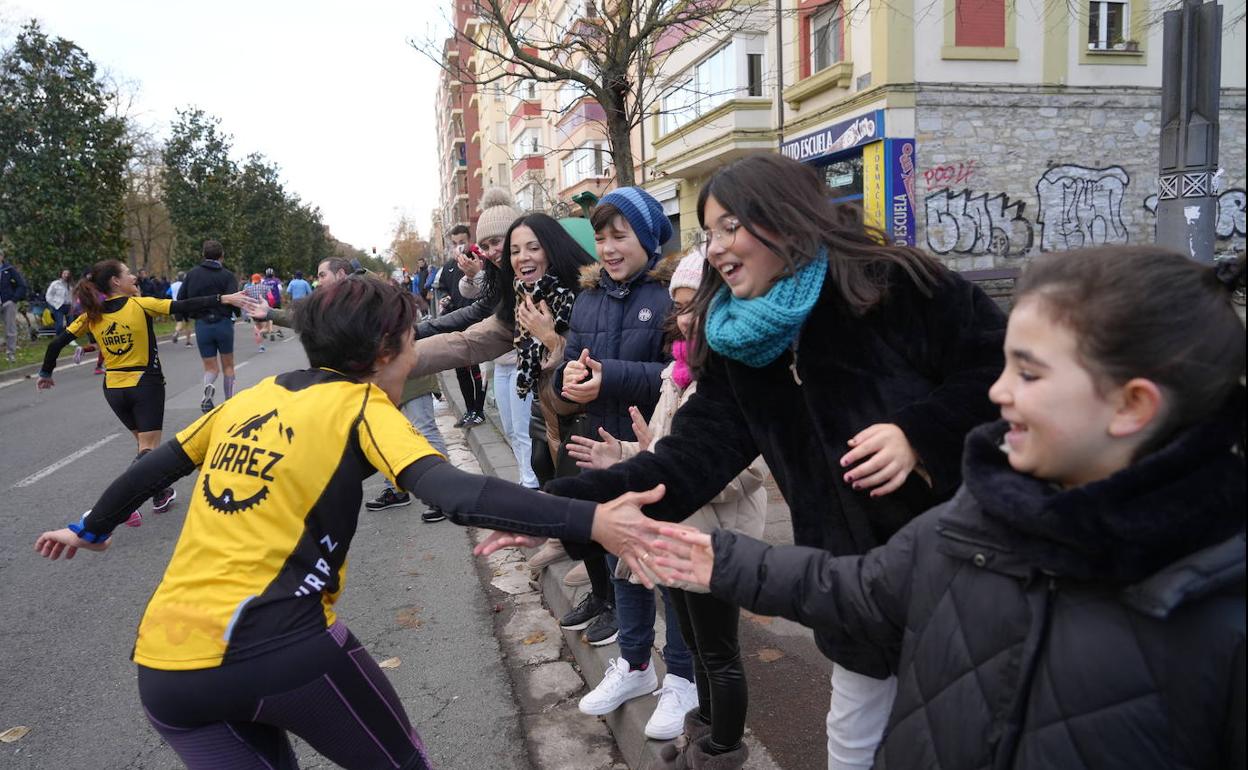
{"left": 133, "top": 369, "right": 440, "bottom": 671}
{"left": 63, "top": 296, "right": 171, "bottom": 388}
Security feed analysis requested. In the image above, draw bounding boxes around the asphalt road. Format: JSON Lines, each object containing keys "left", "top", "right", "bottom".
{"left": 0, "top": 325, "right": 531, "bottom": 769}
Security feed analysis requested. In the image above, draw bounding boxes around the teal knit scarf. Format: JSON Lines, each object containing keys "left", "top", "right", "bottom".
{"left": 704, "top": 247, "right": 828, "bottom": 368}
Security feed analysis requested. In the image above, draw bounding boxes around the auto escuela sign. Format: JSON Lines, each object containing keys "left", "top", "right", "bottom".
{"left": 780, "top": 110, "right": 884, "bottom": 163}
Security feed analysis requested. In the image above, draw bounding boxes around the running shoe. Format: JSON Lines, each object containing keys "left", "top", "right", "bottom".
{"left": 93, "top": 366, "right": 104, "bottom": 375}
{"left": 584, "top": 606, "right": 619, "bottom": 646}
{"left": 559, "top": 593, "right": 608, "bottom": 631}
{"left": 170, "top": 332, "right": 178, "bottom": 344}
{"left": 125, "top": 511, "right": 143, "bottom": 527}
{"left": 73, "top": 346, "right": 85, "bottom": 365}
{"left": 259, "top": 345, "right": 266, "bottom": 353}
{"left": 185, "top": 339, "right": 192, "bottom": 348}
{"left": 269, "top": 333, "right": 277, "bottom": 342}
{"left": 421, "top": 506, "right": 447, "bottom": 523}
{"left": 577, "top": 657, "right": 655, "bottom": 715}
{"left": 152, "top": 488, "right": 177, "bottom": 513}
{"left": 364, "top": 488, "right": 411, "bottom": 511}
{"left": 453, "top": 412, "right": 472, "bottom": 428}
{"left": 201, "top": 383, "right": 215, "bottom": 413}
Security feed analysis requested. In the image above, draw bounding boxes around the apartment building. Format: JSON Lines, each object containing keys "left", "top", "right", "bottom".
{"left": 435, "top": 1, "right": 485, "bottom": 239}
{"left": 644, "top": 0, "right": 1245, "bottom": 269}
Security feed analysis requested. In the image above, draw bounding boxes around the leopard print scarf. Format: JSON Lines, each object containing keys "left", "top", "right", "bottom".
{"left": 514, "top": 273, "right": 575, "bottom": 399}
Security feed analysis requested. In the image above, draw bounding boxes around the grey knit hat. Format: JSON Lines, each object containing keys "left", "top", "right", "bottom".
{"left": 475, "top": 187, "right": 523, "bottom": 242}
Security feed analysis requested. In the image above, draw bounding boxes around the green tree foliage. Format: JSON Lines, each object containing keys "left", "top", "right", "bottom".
{"left": 162, "top": 109, "right": 332, "bottom": 279}
{"left": 0, "top": 21, "right": 130, "bottom": 288}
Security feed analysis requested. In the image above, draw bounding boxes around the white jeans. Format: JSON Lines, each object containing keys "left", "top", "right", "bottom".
{"left": 827, "top": 665, "right": 898, "bottom": 770}
{"left": 492, "top": 360, "right": 539, "bottom": 488}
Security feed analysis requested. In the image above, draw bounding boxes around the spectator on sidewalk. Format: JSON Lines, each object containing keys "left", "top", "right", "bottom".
{"left": 45, "top": 268, "right": 74, "bottom": 336}
{"left": 545, "top": 153, "right": 1006, "bottom": 769}
{"left": 440, "top": 224, "right": 488, "bottom": 427}
{"left": 136, "top": 268, "right": 157, "bottom": 298}
{"left": 551, "top": 187, "right": 693, "bottom": 742}
{"left": 1, "top": 250, "right": 31, "bottom": 363}
{"left": 566, "top": 248, "right": 767, "bottom": 766}
{"left": 653, "top": 247, "right": 1246, "bottom": 770}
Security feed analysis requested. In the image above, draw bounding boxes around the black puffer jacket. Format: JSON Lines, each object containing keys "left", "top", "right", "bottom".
{"left": 710, "top": 415, "right": 1246, "bottom": 769}
{"left": 546, "top": 264, "right": 1005, "bottom": 676}
{"left": 551, "top": 257, "right": 672, "bottom": 441}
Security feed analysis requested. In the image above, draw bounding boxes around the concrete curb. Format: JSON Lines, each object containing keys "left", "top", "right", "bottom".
{"left": 437, "top": 373, "right": 780, "bottom": 770}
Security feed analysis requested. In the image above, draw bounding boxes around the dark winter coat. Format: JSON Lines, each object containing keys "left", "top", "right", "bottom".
{"left": 709, "top": 413, "right": 1246, "bottom": 769}
{"left": 1, "top": 261, "right": 29, "bottom": 303}
{"left": 551, "top": 257, "right": 673, "bottom": 442}
{"left": 176, "top": 260, "right": 238, "bottom": 322}
{"left": 546, "top": 264, "right": 1006, "bottom": 677}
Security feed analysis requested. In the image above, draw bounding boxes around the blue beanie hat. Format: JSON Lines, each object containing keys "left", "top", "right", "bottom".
{"left": 598, "top": 186, "right": 673, "bottom": 259}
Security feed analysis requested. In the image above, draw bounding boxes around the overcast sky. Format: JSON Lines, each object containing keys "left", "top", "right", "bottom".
{"left": 4, "top": 0, "right": 449, "bottom": 251}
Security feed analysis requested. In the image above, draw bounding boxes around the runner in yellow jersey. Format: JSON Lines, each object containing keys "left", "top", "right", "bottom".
{"left": 37, "top": 259, "right": 248, "bottom": 524}
{"left": 34, "top": 275, "right": 661, "bottom": 769}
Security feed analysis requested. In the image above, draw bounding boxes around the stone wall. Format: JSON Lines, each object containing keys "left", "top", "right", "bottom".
{"left": 913, "top": 85, "right": 1246, "bottom": 272}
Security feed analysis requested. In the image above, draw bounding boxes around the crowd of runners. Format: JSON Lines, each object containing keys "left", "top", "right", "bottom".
{"left": 24, "top": 152, "right": 1246, "bottom": 770}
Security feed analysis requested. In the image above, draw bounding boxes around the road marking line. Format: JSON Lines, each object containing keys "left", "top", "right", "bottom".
{"left": 14, "top": 433, "right": 123, "bottom": 488}
{"left": 235, "top": 361, "right": 250, "bottom": 370}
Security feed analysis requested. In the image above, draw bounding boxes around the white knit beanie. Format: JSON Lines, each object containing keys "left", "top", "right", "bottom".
{"left": 475, "top": 188, "right": 523, "bottom": 242}
{"left": 669, "top": 250, "right": 706, "bottom": 297}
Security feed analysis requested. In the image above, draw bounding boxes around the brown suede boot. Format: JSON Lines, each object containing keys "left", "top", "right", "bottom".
{"left": 687, "top": 736, "right": 749, "bottom": 769}
{"left": 654, "top": 710, "right": 713, "bottom": 770}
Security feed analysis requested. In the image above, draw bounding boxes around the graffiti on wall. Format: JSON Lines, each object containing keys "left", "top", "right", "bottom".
{"left": 1035, "top": 165, "right": 1131, "bottom": 252}
{"left": 922, "top": 161, "right": 977, "bottom": 190}
{"left": 924, "top": 190, "right": 1034, "bottom": 257}
{"left": 1143, "top": 189, "right": 1247, "bottom": 238}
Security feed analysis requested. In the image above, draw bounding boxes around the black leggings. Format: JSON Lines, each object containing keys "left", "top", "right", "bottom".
{"left": 104, "top": 380, "right": 165, "bottom": 433}
{"left": 138, "top": 623, "right": 430, "bottom": 770}
{"left": 454, "top": 365, "right": 486, "bottom": 413}
{"left": 668, "top": 587, "right": 747, "bottom": 750}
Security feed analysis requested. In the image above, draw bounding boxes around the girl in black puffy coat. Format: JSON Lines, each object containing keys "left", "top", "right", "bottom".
{"left": 654, "top": 247, "right": 1247, "bottom": 769}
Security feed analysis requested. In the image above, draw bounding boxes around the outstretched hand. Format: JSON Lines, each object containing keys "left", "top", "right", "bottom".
{"left": 34, "top": 527, "right": 109, "bottom": 560}
{"left": 590, "top": 484, "right": 668, "bottom": 588}
{"left": 36, "top": 376, "right": 54, "bottom": 391}
{"left": 565, "top": 427, "right": 624, "bottom": 470}
{"left": 220, "top": 290, "right": 252, "bottom": 309}
{"left": 473, "top": 530, "right": 544, "bottom": 557}
{"left": 241, "top": 297, "right": 270, "bottom": 319}
{"left": 651, "top": 526, "right": 715, "bottom": 592}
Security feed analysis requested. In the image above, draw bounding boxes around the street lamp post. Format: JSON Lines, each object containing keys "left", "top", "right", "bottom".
{"left": 1156, "top": 0, "right": 1223, "bottom": 264}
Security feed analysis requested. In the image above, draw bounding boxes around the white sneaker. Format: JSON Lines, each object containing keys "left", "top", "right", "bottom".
{"left": 644, "top": 674, "right": 700, "bottom": 740}
{"left": 578, "top": 658, "right": 658, "bottom": 716}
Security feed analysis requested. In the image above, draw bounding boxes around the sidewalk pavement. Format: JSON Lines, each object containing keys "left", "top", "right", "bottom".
{"left": 439, "top": 373, "right": 834, "bottom": 770}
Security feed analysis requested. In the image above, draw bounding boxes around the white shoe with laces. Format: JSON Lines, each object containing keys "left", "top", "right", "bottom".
{"left": 578, "top": 658, "right": 658, "bottom": 716}
{"left": 644, "top": 674, "right": 700, "bottom": 740}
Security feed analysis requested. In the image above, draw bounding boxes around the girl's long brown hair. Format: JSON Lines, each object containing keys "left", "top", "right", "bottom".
{"left": 75, "top": 259, "right": 125, "bottom": 325}
{"left": 687, "top": 152, "right": 945, "bottom": 371}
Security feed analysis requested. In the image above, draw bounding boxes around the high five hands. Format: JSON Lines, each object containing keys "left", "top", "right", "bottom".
{"left": 564, "top": 406, "right": 651, "bottom": 470}
{"left": 471, "top": 483, "right": 718, "bottom": 593}
{"left": 560, "top": 348, "right": 602, "bottom": 404}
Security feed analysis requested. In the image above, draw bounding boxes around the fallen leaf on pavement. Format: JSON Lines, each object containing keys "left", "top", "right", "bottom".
{"left": 756, "top": 648, "right": 785, "bottom": 663}
{"left": 395, "top": 607, "right": 423, "bottom": 629}
{"left": 378, "top": 657, "right": 401, "bottom": 669}
{"left": 0, "top": 726, "right": 31, "bottom": 743}
{"left": 522, "top": 631, "right": 547, "bottom": 645}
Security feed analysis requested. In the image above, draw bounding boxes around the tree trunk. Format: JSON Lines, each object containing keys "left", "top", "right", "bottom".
{"left": 602, "top": 92, "right": 636, "bottom": 187}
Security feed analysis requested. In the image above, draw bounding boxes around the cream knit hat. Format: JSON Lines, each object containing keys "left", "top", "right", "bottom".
{"left": 475, "top": 187, "right": 523, "bottom": 243}
{"left": 669, "top": 249, "right": 706, "bottom": 297}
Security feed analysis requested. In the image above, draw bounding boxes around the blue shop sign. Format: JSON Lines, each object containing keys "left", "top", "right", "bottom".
{"left": 781, "top": 110, "right": 885, "bottom": 164}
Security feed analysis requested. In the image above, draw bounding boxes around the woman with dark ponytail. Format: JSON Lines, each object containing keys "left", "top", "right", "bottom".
{"left": 38, "top": 260, "right": 249, "bottom": 525}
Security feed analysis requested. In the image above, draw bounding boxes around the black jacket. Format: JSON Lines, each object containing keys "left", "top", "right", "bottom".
{"left": 710, "top": 414, "right": 1246, "bottom": 769}
{"left": 1, "top": 262, "right": 29, "bottom": 303}
{"left": 176, "top": 260, "right": 237, "bottom": 321}
{"left": 551, "top": 258, "right": 672, "bottom": 441}
{"left": 546, "top": 264, "right": 1005, "bottom": 676}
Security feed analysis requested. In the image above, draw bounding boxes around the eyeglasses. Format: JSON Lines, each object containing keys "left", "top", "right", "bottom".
{"left": 701, "top": 219, "right": 741, "bottom": 248}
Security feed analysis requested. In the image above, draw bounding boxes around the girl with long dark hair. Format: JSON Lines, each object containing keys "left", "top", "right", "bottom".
{"left": 37, "top": 259, "right": 249, "bottom": 524}
{"left": 408, "top": 212, "right": 596, "bottom": 472}
{"left": 542, "top": 152, "right": 1008, "bottom": 768}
